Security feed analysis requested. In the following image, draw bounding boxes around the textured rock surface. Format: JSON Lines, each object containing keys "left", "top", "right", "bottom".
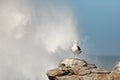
{"left": 47, "top": 58, "right": 120, "bottom": 80}
{"left": 110, "top": 61, "right": 120, "bottom": 80}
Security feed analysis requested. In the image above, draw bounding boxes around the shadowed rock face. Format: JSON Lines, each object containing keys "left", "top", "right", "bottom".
{"left": 47, "top": 58, "right": 120, "bottom": 80}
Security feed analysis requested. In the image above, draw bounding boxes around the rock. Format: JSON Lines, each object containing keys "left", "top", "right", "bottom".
{"left": 79, "top": 69, "right": 91, "bottom": 76}
{"left": 71, "top": 65, "right": 80, "bottom": 75}
{"left": 83, "top": 74, "right": 110, "bottom": 80}
{"left": 112, "top": 61, "right": 120, "bottom": 72}
{"left": 58, "top": 58, "right": 88, "bottom": 75}
{"left": 110, "top": 72, "right": 120, "bottom": 80}
{"left": 87, "top": 64, "right": 97, "bottom": 69}
{"left": 91, "top": 68, "right": 110, "bottom": 74}
{"left": 110, "top": 61, "right": 120, "bottom": 80}
{"left": 47, "top": 68, "right": 61, "bottom": 80}
{"left": 59, "top": 58, "right": 87, "bottom": 68}
{"left": 56, "top": 75, "right": 81, "bottom": 80}
{"left": 47, "top": 58, "right": 120, "bottom": 80}
{"left": 47, "top": 68, "right": 70, "bottom": 80}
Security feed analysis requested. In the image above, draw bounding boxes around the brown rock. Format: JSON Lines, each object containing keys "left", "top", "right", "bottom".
{"left": 79, "top": 70, "right": 91, "bottom": 76}
{"left": 110, "top": 72, "right": 120, "bottom": 80}
{"left": 59, "top": 58, "right": 87, "bottom": 69}
{"left": 87, "top": 64, "right": 97, "bottom": 69}
{"left": 47, "top": 68, "right": 70, "bottom": 80}
{"left": 56, "top": 75, "right": 80, "bottom": 80}
{"left": 110, "top": 61, "right": 120, "bottom": 80}
{"left": 71, "top": 66, "right": 80, "bottom": 75}
{"left": 91, "top": 68, "right": 110, "bottom": 74}
{"left": 47, "top": 58, "right": 120, "bottom": 80}
{"left": 112, "top": 61, "right": 120, "bottom": 72}
{"left": 83, "top": 74, "right": 110, "bottom": 80}
{"left": 47, "top": 68, "right": 60, "bottom": 80}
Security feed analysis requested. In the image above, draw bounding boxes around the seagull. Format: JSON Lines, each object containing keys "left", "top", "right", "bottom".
{"left": 72, "top": 42, "right": 82, "bottom": 58}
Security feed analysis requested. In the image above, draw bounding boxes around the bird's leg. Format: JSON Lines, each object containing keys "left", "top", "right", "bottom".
{"left": 74, "top": 54, "right": 75, "bottom": 59}
{"left": 77, "top": 54, "right": 79, "bottom": 58}
{"left": 72, "top": 54, "right": 75, "bottom": 66}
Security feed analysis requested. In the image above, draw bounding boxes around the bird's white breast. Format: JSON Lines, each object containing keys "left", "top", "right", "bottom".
{"left": 72, "top": 45, "right": 81, "bottom": 54}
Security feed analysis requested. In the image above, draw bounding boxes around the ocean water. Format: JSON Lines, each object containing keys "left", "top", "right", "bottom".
{"left": 82, "top": 55, "right": 120, "bottom": 71}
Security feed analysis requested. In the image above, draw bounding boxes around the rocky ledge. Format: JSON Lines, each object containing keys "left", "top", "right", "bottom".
{"left": 47, "top": 58, "right": 120, "bottom": 80}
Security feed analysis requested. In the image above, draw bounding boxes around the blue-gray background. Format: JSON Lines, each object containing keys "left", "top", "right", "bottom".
{"left": 0, "top": 1, "right": 119, "bottom": 80}
{"left": 68, "top": 0, "right": 120, "bottom": 56}
{"left": 66, "top": 0, "right": 120, "bottom": 70}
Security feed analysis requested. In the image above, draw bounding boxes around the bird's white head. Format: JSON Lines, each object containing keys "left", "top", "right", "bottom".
{"left": 74, "top": 42, "right": 78, "bottom": 46}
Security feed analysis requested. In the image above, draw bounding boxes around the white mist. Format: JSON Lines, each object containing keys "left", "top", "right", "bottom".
{"left": 0, "top": 0, "right": 79, "bottom": 80}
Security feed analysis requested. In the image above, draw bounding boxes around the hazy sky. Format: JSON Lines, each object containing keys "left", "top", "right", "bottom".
{"left": 67, "top": 0, "right": 120, "bottom": 56}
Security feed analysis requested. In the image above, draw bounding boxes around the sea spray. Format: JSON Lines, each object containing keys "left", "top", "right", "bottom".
{"left": 0, "top": 0, "right": 79, "bottom": 80}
